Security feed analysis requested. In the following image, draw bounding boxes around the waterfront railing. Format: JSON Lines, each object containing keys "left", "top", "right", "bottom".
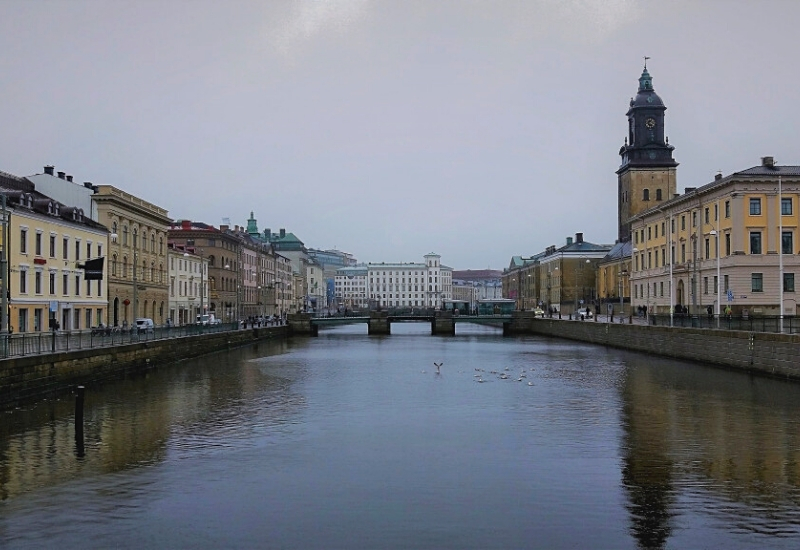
{"left": 0, "top": 323, "right": 242, "bottom": 359}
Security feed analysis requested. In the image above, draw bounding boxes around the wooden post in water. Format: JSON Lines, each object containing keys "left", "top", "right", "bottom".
{"left": 75, "top": 386, "right": 85, "bottom": 457}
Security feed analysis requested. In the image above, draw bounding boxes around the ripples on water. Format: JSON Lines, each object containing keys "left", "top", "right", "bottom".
{"left": 1, "top": 323, "right": 800, "bottom": 549}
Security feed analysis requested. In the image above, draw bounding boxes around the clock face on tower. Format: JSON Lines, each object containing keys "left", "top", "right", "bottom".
{"left": 645, "top": 117, "right": 656, "bottom": 129}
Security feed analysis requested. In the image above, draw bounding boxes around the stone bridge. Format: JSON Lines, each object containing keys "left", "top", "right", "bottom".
{"left": 287, "top": 312, "right": 512, "bottom": 336}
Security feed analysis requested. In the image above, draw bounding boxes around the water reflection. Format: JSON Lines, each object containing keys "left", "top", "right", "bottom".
{"left": 0, "top": 339, "right": 296, "bottom": 501}
{"left": 1, "top": 326, "right": 800, "bottom": 548}
{"left": 620, "top": 354, "right": 800, "bottom": 548}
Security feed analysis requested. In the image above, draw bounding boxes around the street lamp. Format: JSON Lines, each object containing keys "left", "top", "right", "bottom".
{"left": 618, "top": 268, "right": 628, "bottom": 320}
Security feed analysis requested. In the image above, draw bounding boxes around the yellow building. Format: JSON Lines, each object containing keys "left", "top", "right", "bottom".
{"left": 629, "top": 157, "right": 800, "bottom": 317}
{"left": 1, "top": 172, "right": 108, "bottom": 333}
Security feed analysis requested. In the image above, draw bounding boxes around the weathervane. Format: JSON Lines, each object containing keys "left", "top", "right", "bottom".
{"left": 644, "top": 56, "right": 650, "bottom": 69}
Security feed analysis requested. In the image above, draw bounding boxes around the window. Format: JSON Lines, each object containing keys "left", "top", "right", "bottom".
{"left": 782, "top": 197, "right": 793, "bottom": 215}
{"left": 785, "top": 273, "right": 796, "bottom": 293}
{"left": 63, "top": 237, "right": 68, "bottom": 259}
{"left": 35, "top": 271, "right": 42, "bottom": 294}
{"left": 75, "top": 275, "right": 81, "bottom": 295}
{"left": 643, "top": 189, "right": 650, "bottom": 201}
{"left": 35, "top": 232, "right": 42, "bottom": 255}
{"left": 86, "top": 242, "right": 92, "bottom": 259}
{"left": 681, "top": 243, "right": 686, "bottom": 263}
{"left": 725, "top": 233, "right": 731, "bottom": 256}
{"left": 49, "top": 235, "right": 56, "bottom": 257}
{"left": 724, "top": 274, "right": 730, "bottom": 291}
{"left": 704, "top": 277, "right": 709, "bottom": 294}
{"left": 751, "top": 273, "right": 763, "bottom": 292}
{"left": 681, "top": 216, "right": 686, "bottom": 230}
{"left": 714, "top": 203, "right": 718, "bottom": 221}
{"left": 656, "top": 189, "right": 663, "bottom": 201}
{"left": 782, "top": 231, "right": 793, "bottom": 255}
{"left": 705, "top": 238, "right": 710, "bottom": 259}
{"left": 75, "top": 241, "right": 80, "bottom": 261}
{"left": 63, "top": 273, "right": 68, "bottom": 295}
{"left": 19, "top": 269, "right": 27, "bottom": 293}
{"left": 714, "top": 276, "right": 718, "bottom": 294}
{"left": 50, "top": 272, "right": 56, "bottom": 294}
{"left": 692, "top": 211, "right": 697, "bottom": 227}
{"left": 750, "top": 232, "right": 762, "bottom": 254}
{"left": 704, "top": 208, "right": 709, "bottom": 224}
{"left": 20, "top": 229, "right": 27, "bottom": 253}
{"left": 749, "top": 198, "right": 761, "bottom": 215}
{"left": 725, "top": 200, "right": 730, "bottom": 218}
{"left": 123, "top": 225, "right": 129, "bottom": 246}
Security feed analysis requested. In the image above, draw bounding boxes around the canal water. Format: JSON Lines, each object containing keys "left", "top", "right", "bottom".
{"left": 1, "top": 324, "right": 800, "bottom": 549}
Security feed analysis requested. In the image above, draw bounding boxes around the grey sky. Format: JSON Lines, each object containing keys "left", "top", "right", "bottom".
{"left": 1, "top": 0, "right": 798, "bottom": 270}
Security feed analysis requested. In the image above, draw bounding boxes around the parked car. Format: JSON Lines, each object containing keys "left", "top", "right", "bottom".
{"left": 196, "top": 314, "right": 221, "bottom": 325}
{"left": 574, "top": 308, "right": 593, "bottom": 320}
{"left": 533, "top": 307, "right": 545, "bottom": 317}
{"left": 135, "top": 318, "right": 155, "bottom": 333}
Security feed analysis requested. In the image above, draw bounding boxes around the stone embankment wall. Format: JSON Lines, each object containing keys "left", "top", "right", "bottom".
{"left": 0, "top": 327, "right": 288, "bottom": 409}
{"left": 507, "top": 312, "right": 800, "bottom": 380}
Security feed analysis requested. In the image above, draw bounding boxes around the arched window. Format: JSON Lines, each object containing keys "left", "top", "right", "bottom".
{"left": 123, "top": 225, "right": 129, "bottom": 246}
{"left": 208, "top": 255, "right": 215, "bottom": 267}
{"left": 210, "top": 276, "right": 216, "bottom": 291}
{"left": 151, "top": 234, "right": 156, "bottom": 253}
{"left": 122, "top": 257, "right": 128, "bottom": 278}
{"left": 643, "top": 189, "right": 650, "bottom": 201}
{"left": 112, "top": 254, "right": 118, "bottom": 276}
{"left": 656, "top": 189, "right": 663, "bottom": 201}
{"left": 150, "top": 261, "right": 155, "bottom": 281}
{"left": 112, "top": 221, "right": 118, "bottom": 236}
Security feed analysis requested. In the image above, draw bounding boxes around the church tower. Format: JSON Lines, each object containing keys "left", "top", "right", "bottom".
{"left": 617, "top": 63, "right": 678, "bottom": 242}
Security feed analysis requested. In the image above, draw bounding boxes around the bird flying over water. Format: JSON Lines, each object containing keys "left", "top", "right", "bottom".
{"left": 433, "top": 362, "right": 443, "bottom": 374}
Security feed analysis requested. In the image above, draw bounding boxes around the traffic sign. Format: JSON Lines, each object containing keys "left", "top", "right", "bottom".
{"left": 726, "top": 289, "right": 734, "bottom": 302}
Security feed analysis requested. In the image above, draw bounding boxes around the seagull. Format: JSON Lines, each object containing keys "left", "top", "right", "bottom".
{"left": 527, "top": 382, "right": 534, "bottom": 386}
{"left": 433, "top": 362, "right": 443, "bottom": 374}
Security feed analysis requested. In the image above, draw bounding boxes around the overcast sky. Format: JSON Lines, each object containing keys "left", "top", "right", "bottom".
{"left": 1, "top": 0, "right": 799, "bottom": 270}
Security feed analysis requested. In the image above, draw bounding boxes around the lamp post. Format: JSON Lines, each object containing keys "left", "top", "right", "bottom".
{"left": 709, "top": 229, "right": 720, "bottom": 328}
{"left": 132, "top": 229, "right": 138, "bottom": 323}
{"left": 574, "top": 259, "right": 591, "bottom": 314}
{"left": 618, "top": 269, "right": 627, "bottom": 320}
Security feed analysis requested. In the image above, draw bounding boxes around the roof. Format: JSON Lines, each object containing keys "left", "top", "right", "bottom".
{"left": 630, "top": 161, "right": 800, "bottom": 221}
{"left": 600, "top": 240, "right": 632, "bottom": 264}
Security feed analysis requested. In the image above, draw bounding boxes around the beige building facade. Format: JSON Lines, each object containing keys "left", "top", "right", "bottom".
{"left": 94, "top": 186, "right": 171, "bottom": 327}
{"left": 629, "top": 157, "right": 800, "bottom": 317}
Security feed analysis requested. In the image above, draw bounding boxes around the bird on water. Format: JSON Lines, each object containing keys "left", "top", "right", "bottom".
{"left": 433, "top": 362, "right": 443, "bottom": 374}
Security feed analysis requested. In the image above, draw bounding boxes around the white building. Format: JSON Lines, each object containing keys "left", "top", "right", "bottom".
{"left": 335, "top": 253, "right": 452, "bottom": 310}
{"left": 167, "top": 245, "right": 208, "bottom": 325}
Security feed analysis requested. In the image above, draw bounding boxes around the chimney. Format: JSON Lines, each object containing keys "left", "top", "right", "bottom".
{"left": 66, "top": 175, "right": 73, "bottom": 182}
{"left": 280, "top": 228, "right": 286, "bottom": 238}
{"left": 220, "top": 224, "right": 229, "bottom": 232}
{"left": 762, "top": 156, "right": 775, "bottom": 168}
{"left": 181, "top": 219, "right": 191, "bottom": 230}
{"left": 575, "top": 232, "right": 584, "bottom": 244}
{"left": 57, "top": 171, "right": 66, "bottom": 179}
{"left": 83, "top": 181, "right": 93, "bottom": 188}
{"left": 685, "top": 187, "right": 696, "bottom": 194}
{"left": 566, "top": 236, "right": 573, "bottom": 246}
{"left": 715, "top": 172, "right": 722, "bottom": 181}
{"left": 44, "top": 165, "right": 54, "bottom": 176}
